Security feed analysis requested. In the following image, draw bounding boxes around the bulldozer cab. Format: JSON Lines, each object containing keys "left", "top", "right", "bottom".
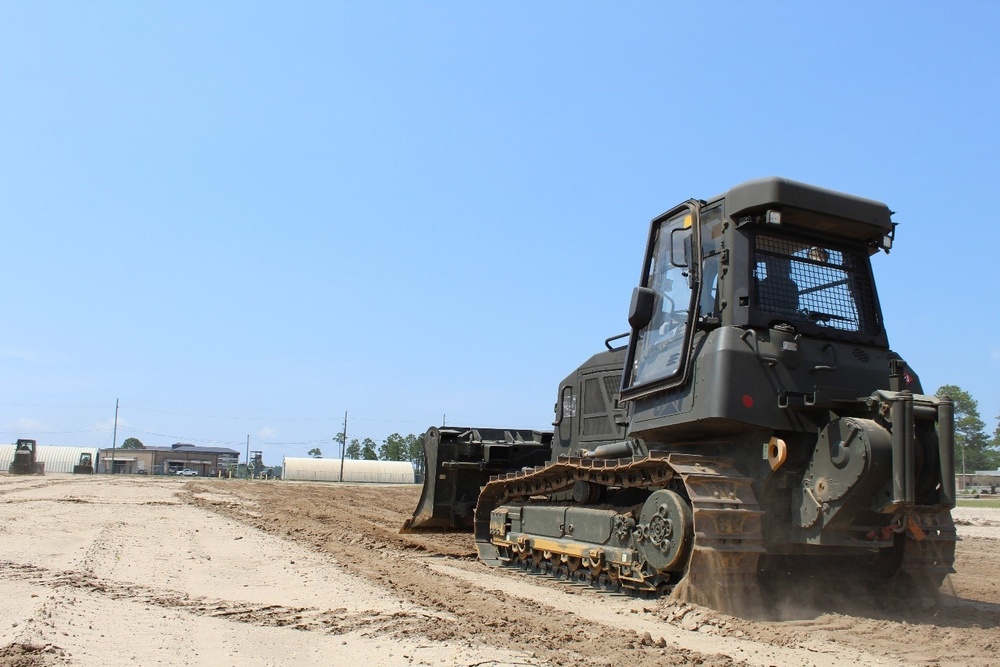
{"left": 622, "top": 177, "right": 894, "bottom": 404}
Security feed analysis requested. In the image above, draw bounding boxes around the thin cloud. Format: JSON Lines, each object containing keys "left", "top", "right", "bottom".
{"left": 93, "top": 416, "right": 130, "bottom": 432}
{"left": 7, "top": 417, "right": 50, "bottom": 433}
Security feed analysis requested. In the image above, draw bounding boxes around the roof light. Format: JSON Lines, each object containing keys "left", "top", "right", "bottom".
{"left": 882, "top": 234, "right": 893, "bottom": 250}
{"left": 765, "top": 209, "right": 782, "bottom": 225}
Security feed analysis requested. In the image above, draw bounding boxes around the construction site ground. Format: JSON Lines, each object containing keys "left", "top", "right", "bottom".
{"left": 1, "top": 475, "right": 997, "bottom": 667}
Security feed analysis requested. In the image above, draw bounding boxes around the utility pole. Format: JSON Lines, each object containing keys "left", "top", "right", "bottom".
{"left": 246, "top": 435, "right": 250, "bottom": 479}
{"left": 110, "top": 398, "right": 119, "bottom": 474}
{"left": 339, "top": 411, "right": 347, "bottom": 483}
{"left": 962, "top": 446, "right": 966, "bottom": 492}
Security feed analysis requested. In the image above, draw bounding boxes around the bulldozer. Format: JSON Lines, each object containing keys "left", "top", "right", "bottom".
{"left": 73, "top": 452, "right": 94, "bottom": 474}
{"left": 404, "top": 177, "right": 956, "bottom": 607}
{"left": 8, "top": 439, "right": 45, "bottom": 475}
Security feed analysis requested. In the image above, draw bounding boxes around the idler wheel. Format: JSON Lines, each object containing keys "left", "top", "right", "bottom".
{"left": 635, "top": 489, "right": 693, "bottom": 573}
{"left": 572, "top": 480, "right": 602, "bottom": 504}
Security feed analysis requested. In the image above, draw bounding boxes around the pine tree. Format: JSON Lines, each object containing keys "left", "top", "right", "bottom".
{"left": 935, "top": 385, "right": 997, "bottom": 473}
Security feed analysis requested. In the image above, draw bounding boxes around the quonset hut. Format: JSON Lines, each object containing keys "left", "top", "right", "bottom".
{"left": 0, "top": 445, "right": 99, "bottom": 474}
{"left": 282, "top": 457, "right": 415, "bottom": 484}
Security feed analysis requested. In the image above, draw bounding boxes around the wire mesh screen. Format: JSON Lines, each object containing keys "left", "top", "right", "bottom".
{"left": 582, "top": 416, "right": 615, "bottom": 436}
{"left": 753, "top": 233, "right": 879, "bottom": 334}
{"left": 603, "top": 375, "right": 621, "bottom": 405}
{"left": 582, "top": 377, "right": 607, "bottom": 414}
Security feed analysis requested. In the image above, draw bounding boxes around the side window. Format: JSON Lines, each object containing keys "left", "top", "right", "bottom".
{"left": 699, "top": 205, "right": 724, "bottom": 319}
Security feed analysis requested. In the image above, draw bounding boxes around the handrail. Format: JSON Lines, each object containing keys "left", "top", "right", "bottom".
{"left": 605, "top": 332, "right": 630, "bottom": 351}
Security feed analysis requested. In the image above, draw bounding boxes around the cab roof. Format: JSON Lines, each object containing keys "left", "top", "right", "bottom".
{"left": 713, "top": 177, "right": 894, "bottom": 244}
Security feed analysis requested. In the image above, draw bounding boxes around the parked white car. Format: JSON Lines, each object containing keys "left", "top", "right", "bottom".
{"left": 175, "top": 468, "right": 198, "bottom": 476}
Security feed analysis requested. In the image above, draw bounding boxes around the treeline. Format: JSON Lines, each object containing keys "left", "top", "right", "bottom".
{"left": 937, "top": 385, "right": 1000, "bottom": 472}
{"left": 308, "top": 432, "right": 425, "bottom": 475}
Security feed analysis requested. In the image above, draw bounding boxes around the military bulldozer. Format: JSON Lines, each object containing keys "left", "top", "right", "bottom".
{"left": 73, "top": 452, "right": 94, "bottom": 474}
{"left": 8, "top": 439, "right": 45, "bottom": 475}
{"left": 404, "top": 177, "right": 956, "bottom": 607}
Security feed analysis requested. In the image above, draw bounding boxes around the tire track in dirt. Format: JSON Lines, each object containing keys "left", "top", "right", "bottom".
{"left": 0, "top": 560, "right": 445, "bottom": 638}
{"left": 0, "top": 479, "right": 73, "bottom": 498}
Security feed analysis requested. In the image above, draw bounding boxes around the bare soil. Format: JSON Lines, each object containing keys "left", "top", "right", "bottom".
{"left": 2, "top": 475, "right": 998, "bottom": 667}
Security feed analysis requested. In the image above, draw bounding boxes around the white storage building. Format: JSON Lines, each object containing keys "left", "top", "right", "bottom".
{"left": 282, "top": 457, "right": 415, "bottom": 484}
{"left": 0, "top": 445, "right": 99, "bottom": 474}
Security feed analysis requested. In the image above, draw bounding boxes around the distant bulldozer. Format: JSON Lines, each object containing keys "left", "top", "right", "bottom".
{"left": 73, "top": 452, "right": 94, "bottom": 474}
{"left": 9, "top": 439, "right": 45, "bottom": 475}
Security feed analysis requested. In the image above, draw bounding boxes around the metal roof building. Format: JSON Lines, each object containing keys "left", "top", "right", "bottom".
{"left": 282, "top": 457, "right": 415, "bottom": 484}
{"left": 0, "top": 445, "right": 98, "bottom": 474}
{"left": 98, "top": 443, "right": 240, "bottom": 475}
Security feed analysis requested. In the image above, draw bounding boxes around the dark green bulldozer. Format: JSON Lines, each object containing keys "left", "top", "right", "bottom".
{"left": 73, "top": 452, "right": 94, "bottom": 474}
{"left": 405, "top": 178, "right": 955, "bottom": 606}
{"left": 9, "top": 439, "right": 45, "bottom": 475}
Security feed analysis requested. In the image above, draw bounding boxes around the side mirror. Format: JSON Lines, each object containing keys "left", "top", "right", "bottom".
{"left": 669, "top": 228, "right": 691, "bottom": 268}
{"left": 628, "top": 287, "right": 656, "bottom": 329}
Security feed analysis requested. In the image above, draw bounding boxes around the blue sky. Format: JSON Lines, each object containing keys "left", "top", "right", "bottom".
{"left": 1, "top": 2, "right": 998, "bottom": 464}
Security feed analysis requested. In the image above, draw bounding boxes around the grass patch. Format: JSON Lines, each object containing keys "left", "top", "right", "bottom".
{"left": 956, "top": 498, "right": 1000, "bottom": 508}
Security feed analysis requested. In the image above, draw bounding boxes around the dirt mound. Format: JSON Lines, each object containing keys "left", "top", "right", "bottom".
{"left": 0, "top": 643, "right": 65, "bottom": 667}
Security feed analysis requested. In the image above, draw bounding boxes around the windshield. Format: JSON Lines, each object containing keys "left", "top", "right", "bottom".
{"left": 628, "top": 209, "right": 696, "bottom": 388}
{"left": 753, "top": 232, "right": 880, "bottom": 334}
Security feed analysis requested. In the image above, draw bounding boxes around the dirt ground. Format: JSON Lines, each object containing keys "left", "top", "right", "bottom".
{"left": 1, "top": 475, "right": 998, "bottom": 667}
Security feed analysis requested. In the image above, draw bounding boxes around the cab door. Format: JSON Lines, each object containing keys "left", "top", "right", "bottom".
{"left": 621, "top": 202, "right": 702, "bottom": 402}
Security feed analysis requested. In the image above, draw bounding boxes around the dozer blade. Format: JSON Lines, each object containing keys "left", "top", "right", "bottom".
{"left": 401, "top": 425, "right": 552, "bottom": 533}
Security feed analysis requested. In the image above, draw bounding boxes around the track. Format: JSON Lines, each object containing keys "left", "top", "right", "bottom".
{"left": 473, "top": 453, "right": 764, "bottom": 608}
{"left": 473, "top": 452, "right": 957, "bottom": 611}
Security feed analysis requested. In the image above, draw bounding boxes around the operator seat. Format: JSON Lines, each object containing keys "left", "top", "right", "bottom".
{"left": 757, "top": 257, "right": 799, "bottom": 316}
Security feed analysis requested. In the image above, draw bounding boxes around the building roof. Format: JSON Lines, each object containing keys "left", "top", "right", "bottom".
{"left": 100, "top": 443, "right": 240, "bottom": 455}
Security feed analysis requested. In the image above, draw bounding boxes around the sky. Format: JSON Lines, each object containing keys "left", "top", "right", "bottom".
{"left": 1, "top": 1, "right": 998, "bottom": 466}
